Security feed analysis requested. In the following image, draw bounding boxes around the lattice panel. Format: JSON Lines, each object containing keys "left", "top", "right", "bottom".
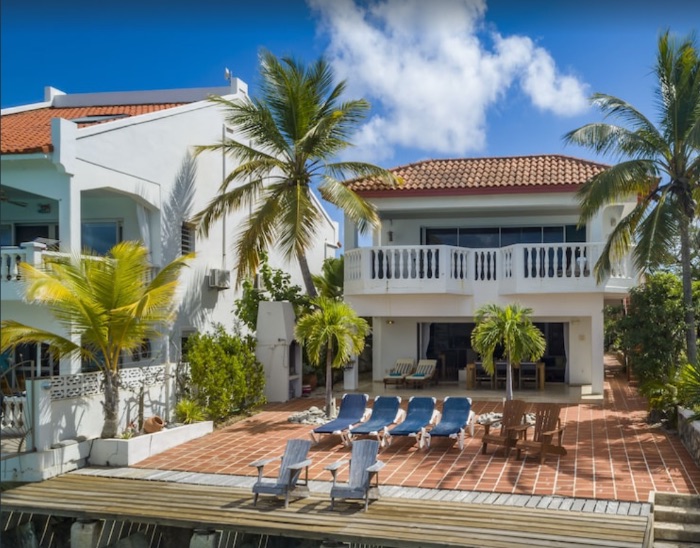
{"left": 49, "top": 365, "right": 167, "bottom": 400}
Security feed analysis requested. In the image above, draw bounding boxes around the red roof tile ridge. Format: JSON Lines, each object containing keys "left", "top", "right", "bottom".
{"left": 387, "top": 154, "right": 609, "bottom": 172}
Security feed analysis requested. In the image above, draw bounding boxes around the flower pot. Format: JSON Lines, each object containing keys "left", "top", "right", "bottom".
{"left": 143, "top": 415, "right": 164, "bottom": 433}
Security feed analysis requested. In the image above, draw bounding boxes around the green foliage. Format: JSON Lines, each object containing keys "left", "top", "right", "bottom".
{"left": 192, "top": 51, "right": 400, "bottom": 295}
{"left": 0, "top": 241, "right": 191, "bottom": 439}
{"left": 185, "top": 325, "right": 266, "bottom": 422}
{"left": 619, "top": 273, "right": 689, "bottom": 387}
{"left": 603, "top": 305, "right": 626, "bottom": 352}
{"left": 471, "top": 303, "right": 546, "bottom": 401}
{"left": 678, "top": 362, "right": 700, "bottom": 420}
{"left": 234, "top": 253, "right": 309, "bottom": 332}
{"left": 295, "top": 297, "right": 369, "bottom": 416}
{"left": 312, "top": 256, "right": 344, "bottom": 299}
{"left": 174, "top": 398, "right": 206, "bottom": 424}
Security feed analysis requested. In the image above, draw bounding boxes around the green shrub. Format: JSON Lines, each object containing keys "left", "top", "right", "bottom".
{"left": 185, "top": 325, "right": 266, "bottom": 422}
{"left": 174, "top": 398, "right": 206, "bottom": 424}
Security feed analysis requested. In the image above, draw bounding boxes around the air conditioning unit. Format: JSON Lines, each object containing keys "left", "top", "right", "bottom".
{"left": 208, "top": 268, "right": 231, "bottom": 290}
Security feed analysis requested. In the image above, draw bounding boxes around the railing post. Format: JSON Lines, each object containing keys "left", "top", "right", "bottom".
{"left": 20, "top": 241, "right": 47, "bottom": 267}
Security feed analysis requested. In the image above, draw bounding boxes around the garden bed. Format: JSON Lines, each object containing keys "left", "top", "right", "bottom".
{"left": 90, "top": 421, "right": 213, "bottom": 467}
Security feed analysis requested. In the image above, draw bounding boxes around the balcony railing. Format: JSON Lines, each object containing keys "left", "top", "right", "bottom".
{"left": 344, "top": 243, "right": 636, "bottom": 296}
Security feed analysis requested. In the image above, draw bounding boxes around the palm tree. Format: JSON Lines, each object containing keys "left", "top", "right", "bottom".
{"left": 193, "top": 51, "right": 400, "bottom": 297}
{"left": 0, "top": 242, "right": 191, "bottom": 438}
{"left": 312, "top": 256, "right": 344, "bottom": 299}
{"left": 295, "top": 296, "right": 369, "bottom": 416}
{"left": 564, "top": 31, "right": 700, "bottom": 365}
{"left": 471, "top": 303, "right": 546, "bottom": 401}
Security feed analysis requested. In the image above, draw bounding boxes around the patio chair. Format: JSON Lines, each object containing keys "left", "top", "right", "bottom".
{"left": 382, "top": 358, "right": 415, "bottom": 388}
{"left": 514, "top": 403, "right": 567, "bottom": 464}
{"left": 383, "top": 396, "right": 438, "bottom": 447}
{"left": 481, "top": 398, "right": 528, "bottom": 457}
{"left": 344, "top": 395, "right": 403, "bottom": 446}
{"left": 419, "top": 396, "right": 475, "bottom": 450}
{"left": 518, "top": 361, "right": 538, "bottom": 389}
{"left": 325, "top": 439, "right": 385, "bottom": 511}
{"left": 404, "top": 359, "right": 437, "bottom": 388}
{"left": 250, "top": 438, "right": 312, "bottom": 508}
{"left": 310, "top": 393, "right": 370, "bottom": 445}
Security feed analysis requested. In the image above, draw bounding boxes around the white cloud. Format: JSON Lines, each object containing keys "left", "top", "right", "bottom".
{"left": 308, "top": 0, "right": 589, "bottom": 162}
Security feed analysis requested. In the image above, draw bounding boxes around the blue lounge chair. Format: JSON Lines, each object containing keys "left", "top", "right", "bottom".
{"left": 250, "top": 438, "right": 312, "bottom": 508}
{"left": 420, "top": 396, "right": 476, "bottom": 450}
{"left": 344, "top": 395, "right": 402, "bottom": 446}
{"left": 310, "top": 393, "right": 369, "bottom": 445}
{"left": 383, "top": 396, "right": 438, "bottom": 447}
{"left": 325, "top": 439, "right": 385, "bottom": 511}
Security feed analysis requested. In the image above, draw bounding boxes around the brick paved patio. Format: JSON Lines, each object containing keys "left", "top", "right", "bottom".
{"left": 135, "top": 374, "right": 700, "bottom": 503}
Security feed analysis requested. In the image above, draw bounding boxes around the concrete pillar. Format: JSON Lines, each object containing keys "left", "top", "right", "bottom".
{"left": 71, "top": 519, "right": 102, "bottom": 548}
{"left": 189, "top": 529, "right": 219, "bottom": 548}
{"left": 591, "top": 313, "right": 605, "bottom": 395}
{"left": 343, "top": 357, "right": 358, "bottom": 390}
{"left": 26, "top": 378, "right": 54, "bottom": 452}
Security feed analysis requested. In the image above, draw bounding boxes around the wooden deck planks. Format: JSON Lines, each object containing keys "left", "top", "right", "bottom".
{"left": 1, "top": 474, "right": 648, "bottom": 548}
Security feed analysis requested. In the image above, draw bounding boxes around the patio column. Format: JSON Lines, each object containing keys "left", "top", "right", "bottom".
{"left": 591, "top": 314, "right": 605, "bottom": 395}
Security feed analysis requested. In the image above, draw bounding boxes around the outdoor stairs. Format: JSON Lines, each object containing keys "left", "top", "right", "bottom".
{"left": 652, "top": 492, "right": 700, "bottom": 548}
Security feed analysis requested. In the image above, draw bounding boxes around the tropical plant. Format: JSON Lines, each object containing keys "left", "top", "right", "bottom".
{"left": 0, "top": 242, "right": 191, "bottom": 438}
{"left": 312, "top": 256, "right": 345, "bottom": 299}
{"left": 193, "top": 51, "right": 400, "bottom": 296}
{"left": 471, "top": 303, "right": 546, "bottom": 401}
{"left": 174, "top": 398, "right": 206, "bottom": 424}
{"left": 678, "top": 361, "right": 700, "bottom": 420}
{"left": 295, "top": 297, "right": 369, "bottom": 416}
{"left": 185, "top": 325, "right": 265, "bottom": 422}
{"left": 563, "top": 31, "right": 700, "bottom": 365}
{"left": 233, "top": 252, "right": 309, "bottom": 332}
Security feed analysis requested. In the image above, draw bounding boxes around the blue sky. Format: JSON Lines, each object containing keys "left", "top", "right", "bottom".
{"left": 2, "top": 0, "right": 698, "bottom": 232}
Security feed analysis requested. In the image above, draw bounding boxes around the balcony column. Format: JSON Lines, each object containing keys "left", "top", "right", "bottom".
{"left": 57, "top": 183, "right": 83, "bottom": 375}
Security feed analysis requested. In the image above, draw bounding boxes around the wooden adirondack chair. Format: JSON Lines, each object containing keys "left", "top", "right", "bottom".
{"left": 481, "top": 399, "right": 528, "bottom": 457}
{"left": 250, "top": 439, "right": 312, "bottom": 508}
{"left": 514, "top": 403, "right": 567, "bottom": 464}
{"left": 325, "top": 439, "right": 384, "bottom": 511}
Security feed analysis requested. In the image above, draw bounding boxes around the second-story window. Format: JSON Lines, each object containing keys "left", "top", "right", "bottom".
{"left": 181, "top": 223, "right": 195, "bottom": 255}
{"left": 82, "top": 221, "right": 122, "bottom": 255}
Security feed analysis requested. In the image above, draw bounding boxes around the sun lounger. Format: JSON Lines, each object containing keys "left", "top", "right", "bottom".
{"left": 420, "top": 396, "right": 475, "bottom": 450}
{"left": 345, "top": 395, "right": 403, "bottom": 446}
{"left": 310, "top": 393, "right": 369, "bottom": 445}
{"left": 404, "top": 359, "right": 437, "bottom": 388}
{"left": 383, "top": 396, "right": 438, "bottom": 446}
{"left": 383, "top": 358, "right": 415, "bottom": 388}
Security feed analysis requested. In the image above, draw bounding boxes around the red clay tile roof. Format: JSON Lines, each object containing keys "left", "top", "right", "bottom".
{"left": 348, "top": 155, "right": 609, "bottom": 196}
{"left": 1, "top": 104, "right": 187, "bottom": 154}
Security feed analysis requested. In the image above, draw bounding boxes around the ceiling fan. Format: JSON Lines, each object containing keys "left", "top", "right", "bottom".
{"left": 0, "top": 190, "right": 28, "bottom": 207}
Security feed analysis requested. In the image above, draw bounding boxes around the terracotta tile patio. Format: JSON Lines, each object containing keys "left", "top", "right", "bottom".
{"left": 135, "top": 374, "right": 700, "bottom": 503}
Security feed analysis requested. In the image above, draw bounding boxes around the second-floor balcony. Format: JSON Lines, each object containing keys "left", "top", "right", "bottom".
{"left": 344, "top": 243, "right": 637, "bottom": 297}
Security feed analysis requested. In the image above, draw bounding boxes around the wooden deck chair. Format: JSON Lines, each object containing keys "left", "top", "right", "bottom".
{"left": 325, "top": 439, "right": 384, "bottom": 511}
{"left": 310, "top": 393, "right": 369, "bottom": 445}
{"left": 250, "top": 439, "right": 312, "bottom": 508}
{"left": 514, "top": 403, "right": 567, "bottom": 464}
{"left": 420, "top": 396, "right": 475, "bottom": 450}
{"left": 383, "top": 358, "right": 415, "bottom": 388}
{"left": 481, "top": 399, "right": 528, "bottom": 457}
{"left": 405, "top": 359, "right": 437, "bottom": 388}
{"left": 345, "top": 396, "right": 403, "bottom": 447}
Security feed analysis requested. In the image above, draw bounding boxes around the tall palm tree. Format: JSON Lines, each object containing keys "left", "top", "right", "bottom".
{"left": 295, "top": 296, "right": 369, "bottom": 416}
{"left": 0, "top": 242, "right": 191, "bottom": 438}
{"left": 564, "top": 31, "right": 700, "bottom": 365}
{"left": 193, "top": 51, "right": 400, "bottom": 297}
{"left": 471, "top": 303, "right": 546, "bottom": 401}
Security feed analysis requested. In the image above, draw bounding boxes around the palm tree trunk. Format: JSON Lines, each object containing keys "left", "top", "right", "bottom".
{"left": 679, "top": 217, "right": 698, "bottom": 365}
{"left": 506, "top": 361, "right": 514, "bottom": 401}
{"left": 102, "top": 369, "right": 120, "bottom": 438}
{"left": 325, "top": 345, "right": 334, "bottom": 417}
{"left": 297, "top": 254, "right": 318, "bottom": 298}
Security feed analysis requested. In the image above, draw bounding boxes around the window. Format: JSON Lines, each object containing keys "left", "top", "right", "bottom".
{"left": 81, "top": 221, "right": 121, "bottom": 255}
{"left": 181, "top": 223, "right": 195, "bottom": 255}
{"left": 0, "top": 225, "right": 11, "bottom": 246}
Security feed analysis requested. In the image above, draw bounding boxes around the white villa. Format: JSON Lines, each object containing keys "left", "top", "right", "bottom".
{"left": 0, "top": 80, "right": 338, "bottom": 478}
{"left": 343, "top": 155, "right": 638, "bottom": 397}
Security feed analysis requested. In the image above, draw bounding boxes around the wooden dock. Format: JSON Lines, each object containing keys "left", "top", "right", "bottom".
{"left": 0, "top": 473, "right": 649, "bottom": 547}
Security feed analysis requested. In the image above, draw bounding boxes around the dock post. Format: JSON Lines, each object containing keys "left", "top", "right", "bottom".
{"left": 70, "top": 519, "right": 102, "bottom": 548}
